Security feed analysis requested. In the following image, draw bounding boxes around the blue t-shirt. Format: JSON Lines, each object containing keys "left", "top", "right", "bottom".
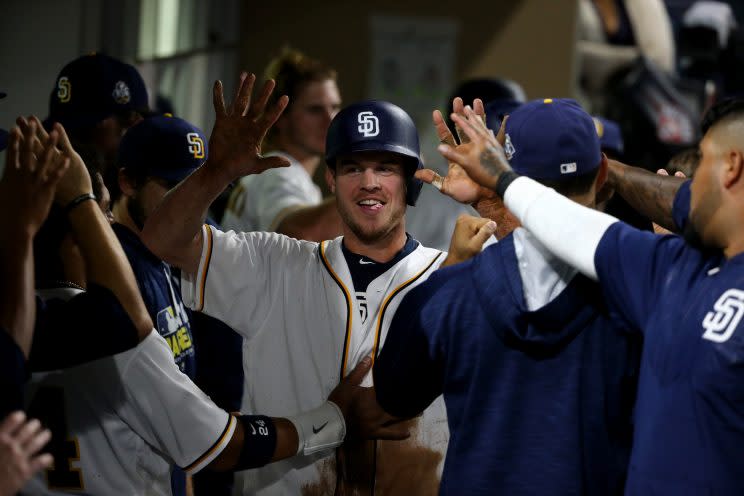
{"left": 594, "top": 180, "right": 744, "bottom": 494}
{"left": 374, "top": 234, "right": 640, "bottom": 495}
{"left": 113, "top": 224, "right": 195, "bottom": 378}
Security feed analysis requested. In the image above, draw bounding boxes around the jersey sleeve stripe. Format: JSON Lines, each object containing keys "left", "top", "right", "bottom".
{"left": 319, "top": 241, "right": 354, "bottom": 378}
{"left": 372, "top": 252, "right": 444, "bottom": 365}
{"left": 196, "top": 224, "right": 214, "bottom": 312}
{"left": 183, "top": 414, "right": 237, "bottom": 474}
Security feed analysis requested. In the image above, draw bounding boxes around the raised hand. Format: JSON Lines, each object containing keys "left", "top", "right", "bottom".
{"left": 416, "top": 103, "right": 496, "bottom": 205}
{"left": 437, "top": 104, "right": 513, "bottom": 192}
{"left": 0, "top": 122, "right": 69, "bottom": 238}
{"left": 207, "top": 72, "right": 291, "bottom": 183}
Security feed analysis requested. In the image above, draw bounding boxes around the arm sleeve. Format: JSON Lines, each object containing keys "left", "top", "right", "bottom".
{"left": 374, "top": 280, "right": 445, "bottom": 419}
{"left": 180, "top": 225, "right": 317, "bottom": 339}
{"left": 250, "top": 167, "right": 321, "bottom": 232}
{"left": 672, "top": 180, "right": 692, "bottom": 233}
{"left": 0, "top": 329, "right": 26, "bottom": 418}
{"left": 117, "top": 331, "right": 236, "bottom": 474}
{"left": 29, "top": 284, "right": 140, "bottom": 371}
{"left": 503, "top": 176, "right": 680, "bottom": 331}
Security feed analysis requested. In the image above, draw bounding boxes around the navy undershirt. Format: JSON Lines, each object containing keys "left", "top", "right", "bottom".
{"left": 342, "top": 234, "right": 418, "bottom": 293}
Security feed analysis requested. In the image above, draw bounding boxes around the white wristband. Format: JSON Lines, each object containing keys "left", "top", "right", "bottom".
{"left": 287, "top": 401, "right": 346, "bottom": 456}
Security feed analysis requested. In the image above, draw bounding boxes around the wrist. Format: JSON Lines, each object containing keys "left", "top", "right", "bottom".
{"left": 287, "top": 401, "right": 346, "bottom": 456}
{"left": 203, "top": 159, "right": 238, "bottom": 189}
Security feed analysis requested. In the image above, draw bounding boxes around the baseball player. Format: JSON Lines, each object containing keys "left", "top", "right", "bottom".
{"left": 374, "top": 98, "right": 641, "bottom": 495}
{"left": 17, "top": 119, "right": 374, "bottom": 495}
{"left": 143, "top": 73, "right": 495, "bottom": 494}
{"left": 440, "top": 96, "right": 744, "bottom": 494}
{"left": 221, "top": 48, "right": 343, "bottom": 241}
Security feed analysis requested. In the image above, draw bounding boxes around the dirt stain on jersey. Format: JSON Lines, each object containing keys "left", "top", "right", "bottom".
{"left": 302, "top": 457, "right": 337, "bottom": 496}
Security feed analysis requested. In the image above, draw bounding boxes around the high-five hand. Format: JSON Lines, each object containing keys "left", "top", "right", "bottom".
{"left": 207, "top": 72, "right": 291, "bottom": 183}
{"left": 437, "top": 105, "right": 513, "bottom": 192}
{"left": 416, "top": 99, "right": 496, "bottom": 205}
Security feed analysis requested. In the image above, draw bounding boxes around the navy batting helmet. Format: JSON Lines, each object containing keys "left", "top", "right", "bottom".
{"left": 325, "top": 100, "right": 423, "bottom": 206}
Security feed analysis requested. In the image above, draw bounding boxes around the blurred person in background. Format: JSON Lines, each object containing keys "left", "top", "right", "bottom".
{"left": 221, "top": 48, "right": 343, "bottom": 241}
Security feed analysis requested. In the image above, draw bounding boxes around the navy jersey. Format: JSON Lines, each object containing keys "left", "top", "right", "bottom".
{"left": 113, "top": 223, "right": 195, "bottom": 377}
{"left": 594, "top": 180, "right": 744, "bottom": 494}
{"left": 374, "top": 234, "right": 640, "bottom": 495}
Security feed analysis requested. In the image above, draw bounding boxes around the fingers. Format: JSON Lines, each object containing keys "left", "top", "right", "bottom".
{"left": 437, "top": 143, "right": 469, "bottom": 168}
{"left": 37, "top": 130, "right": 60, "bottom": 181}
{"left": 452, "top": 97, "right": 469, "bottom": 144}
{"left": 29, "top": 453, "right": 54, "bottom": 473}
{"left": 675, "top": 171, "right": 686, "bottom": 178}
{"left": 414, "top": 168, "right": 439, "bottom": 186}
{"left": 450, "top": 114, "right": 482, "bottom": 145}
{"left": 20, "top": 119, "right": 37, "bottom": 172}
{"left": 4, "top": 127, "right": 21, "bottom": 172}
{"left": 496, "top": 115, "right": 509, "bottom": 146}
{"left": 432, "top": 110, "right": 457, "bottom": 147}
{"left": 29, "top": 116, "right": 49, "bottom": 142}
{"left": 53, "top": 122, "right": 74, "bottom": 154}
{"left": 232, "top": 72, "right": 256, "bottom": 117}
{"left": 656, "top": 168, "right": 669, "bottom": 176}
{"left": 473, "top": 98, "right": 486, "bottom": 124}
{"left": 14, "top": 418, "right": 42, "bottom": 448}
{"left": 470, "top": 219, "right": 497, "bottom": 248}
{"left": 343, "top": 356, "right": 373, "bottom": 385}
{"left": 257, "top": 94, "right": 289, "bottom": 138}
{"left": 23, "top": 427, "right": 51, "bottom": 457}
{"left": 246, "top": 79, "right": 276, "bottom": 120}
{"left": 0, "top": 411, "right": 26, "bottom": 435}
{"left": 213, "top": 80, "right": 227, "bottom": 117}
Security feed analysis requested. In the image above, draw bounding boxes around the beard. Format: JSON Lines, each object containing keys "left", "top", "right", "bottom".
{"left": 337, "top": 200, "right": 406, "bottom": 244}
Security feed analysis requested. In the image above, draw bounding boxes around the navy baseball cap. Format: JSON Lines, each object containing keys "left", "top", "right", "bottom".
{"left": 118, "top": 115, "right": 207, "bottom": 183}
{"left": 48, "top": 53, "right": 149, "bottom": 131}
{"left": 504, "top": 98, "right": 601, "bottom": 180}
{"left": 592, "top": 116, "right": 624, "bottom": 156}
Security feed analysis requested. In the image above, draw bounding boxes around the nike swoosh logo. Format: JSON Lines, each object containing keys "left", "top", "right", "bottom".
{"left": 312, "top": 422, "right": 329, "bottom": 434}
{"left": 359, "top": 260, "right": 374, "bottom": 265}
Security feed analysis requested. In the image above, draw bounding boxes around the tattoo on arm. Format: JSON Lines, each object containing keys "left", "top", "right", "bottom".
{"left": 613, "top": 165, "right": 685, "bottom": 231}
{"left": 480, "top": 144, "right": 510, "bottom": 180}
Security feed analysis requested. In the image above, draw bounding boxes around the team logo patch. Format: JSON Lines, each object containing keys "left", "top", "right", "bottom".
{"left": 57, "top": 77, "right": 71, "bottom": 103}
{"left": 187, "top": 132, "right": 205, "bottom": 159}
{"left": 702, "top": 289, "right": 744, "bottom": 343}
{"left": 357, "top": 111, "right": 380, "bottom": 137}
{"left": 593, "top": 117, "right": 604, "bottom": 138}
{"left": 504, "top": 133, "right": 515, "bottom": 160}
{"left": 112, "top": 80, "right": 131, "bottom": 104}
{"left": 560, "top": 162, "right": 577, "bottom": 174}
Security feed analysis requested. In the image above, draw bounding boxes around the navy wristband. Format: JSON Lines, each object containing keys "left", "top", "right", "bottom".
{"left": 235, "top": 415, "right": 277, "bottom": 469}
{"left": 495, "top": 171, "right": 520, "bottom": 198}
{"left": 64, "top": 193, "right": 96, "bottom": 215}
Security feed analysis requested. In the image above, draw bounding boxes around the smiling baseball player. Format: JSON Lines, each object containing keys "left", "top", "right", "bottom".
{"left": 143, "top": 73, "right": 495, "bottom": 495}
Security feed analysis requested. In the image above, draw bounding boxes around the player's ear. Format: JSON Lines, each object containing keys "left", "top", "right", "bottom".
{"left": 722, "top": 148, "right": 744, "bottom": 190}
{"left": 325, "top": 165, "right": 336, "bottom": 194}
{"left": 118, "top": 169, "right": 137, "bottom": 197}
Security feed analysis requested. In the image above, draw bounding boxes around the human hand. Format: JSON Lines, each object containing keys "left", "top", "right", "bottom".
{"left": 0, "top": 411, "right": 53, "bottom": 496}
{"left": 437, "top": 104, "right": 513, "bottom": 192}
{"left": 0, "top": 122, "right": 69, "bottom": 238}
{"left": 653, "top": 168, "right": 686, "bottom": 235}
{"left": 328, "top": 357, "right": 410, "bottom": 441}
{"left": 416, "top": 99, "right": 496, "bottom": 205}
{"left": 442, "top": 214, "right": 497, "bottom": 267}
{"left": 206, "top": 72, "right": 291, "bottom": 184}
{"left": 15, "top": 116, "right": 92, "bottom": 207}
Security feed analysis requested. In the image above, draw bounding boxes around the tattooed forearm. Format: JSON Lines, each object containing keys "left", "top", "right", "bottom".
{"left": 611, "top": 162, "right": 685, "bottom": 231}
{"left": 480, "top": 144, "right": 511, "bottom": 180}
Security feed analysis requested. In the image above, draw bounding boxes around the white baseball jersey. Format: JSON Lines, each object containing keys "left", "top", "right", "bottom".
{"left": 181, "top": 226, "right": 450, "bottom": 495}
{"left": 22, "top": 330, "right": 236, "bottom": 496}
{"left": 221, "top": 151, "right": 322, "bottom": 233}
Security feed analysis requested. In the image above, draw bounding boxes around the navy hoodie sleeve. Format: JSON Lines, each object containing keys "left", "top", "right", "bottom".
{"left": 374, "top": 276, "right": 447, "bottom": 419}
{"left": 672, "top": 180, "right": 692, "bottom": 233}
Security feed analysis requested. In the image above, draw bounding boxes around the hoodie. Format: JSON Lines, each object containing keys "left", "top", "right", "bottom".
{"left": 374, "top": 229, "right": 641, "bottom": 495}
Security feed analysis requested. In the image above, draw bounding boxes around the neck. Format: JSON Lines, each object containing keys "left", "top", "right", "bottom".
{"left": 275, "top": 137, "right": 321, "bottom": 175}
{"left": 342, "top": 222, "right": 408, "bottom": 263}
{"left": 112, "top": 198, "right": 141, "bottom": 235}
